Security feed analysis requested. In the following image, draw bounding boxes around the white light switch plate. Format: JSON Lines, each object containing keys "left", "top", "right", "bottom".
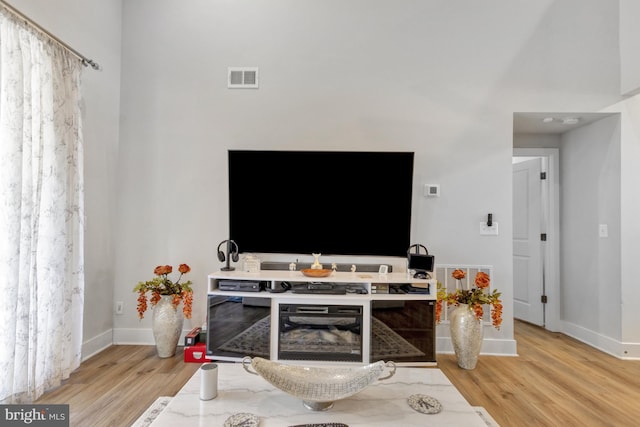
{"left": 480, "top": 222, "right": 499, "bottom": 236}
{"left": 599, "top": 224, "right": 608, "bottom": 238}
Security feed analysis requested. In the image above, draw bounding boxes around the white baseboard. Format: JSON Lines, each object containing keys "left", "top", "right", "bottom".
{"left": 112, "top": 328, "right": 190, "bottom": 346}
{"left": 620, "top": 344, "right": 640, "bottom": 359}
{"left": 81, "top": 328, "right": 192, "bottom": 361}
{"left": 109, "top": 328, "right": 519, "bottom": 357}
{"left": 561, "top": 320, "right": 640, "bottom": 359}
{"left": 82, "top": 329, "right": 114, "bottom": 361}
{"left": 96, "top": 325, "right": 640, "bottom": 360}
{"left": 436, "top": 337, "right": 518, "bottom": 356}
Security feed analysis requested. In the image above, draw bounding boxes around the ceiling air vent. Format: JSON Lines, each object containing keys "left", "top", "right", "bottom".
{"left": 228, "top": 67, "right": 259, "bottom": 89}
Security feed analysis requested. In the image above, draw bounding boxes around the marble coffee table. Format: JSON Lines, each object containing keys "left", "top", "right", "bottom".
{"left": 149, "top": 362, "right": 490, "bottom": 426}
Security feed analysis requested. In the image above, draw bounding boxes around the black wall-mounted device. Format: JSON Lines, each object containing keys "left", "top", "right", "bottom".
{"left": 407, "top": 243, "right": 435, "bottom": 278}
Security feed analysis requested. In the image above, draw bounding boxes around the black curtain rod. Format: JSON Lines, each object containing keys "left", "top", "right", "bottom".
{"left": 0, "top": 0, "right": 100, "bottom": 70}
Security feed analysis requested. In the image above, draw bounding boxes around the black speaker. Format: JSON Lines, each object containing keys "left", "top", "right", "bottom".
{"left": 217, "top": 240, "right": 239, "bottom": 271}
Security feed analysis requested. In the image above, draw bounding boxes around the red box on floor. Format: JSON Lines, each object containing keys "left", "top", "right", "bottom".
{"left": 184, "top": 342, "right": 207, "bottom": 363}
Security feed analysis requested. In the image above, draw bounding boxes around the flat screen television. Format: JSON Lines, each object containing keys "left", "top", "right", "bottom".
{"left": 228, "top": 150, "right": 414, "bottom": 257}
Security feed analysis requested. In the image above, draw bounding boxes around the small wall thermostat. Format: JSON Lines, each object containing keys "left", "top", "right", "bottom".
{"left": 424, "top": 184, "right": 440, "bottom": 197}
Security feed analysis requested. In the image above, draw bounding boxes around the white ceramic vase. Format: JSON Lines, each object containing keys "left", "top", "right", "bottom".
{"left": 152, "top": 295, "right": 184, "bottom": 358}
{"left": 449, "top": 303, "right": 483, "bottom": 370}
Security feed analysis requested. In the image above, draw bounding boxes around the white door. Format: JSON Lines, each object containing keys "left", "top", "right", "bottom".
{"left": 512, "top": 157, "right": 545, "bottom": 326}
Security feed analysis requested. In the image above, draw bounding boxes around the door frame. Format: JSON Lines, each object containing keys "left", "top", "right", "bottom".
{"left": 513, "top": 148, "right": 560, "bottom": 332}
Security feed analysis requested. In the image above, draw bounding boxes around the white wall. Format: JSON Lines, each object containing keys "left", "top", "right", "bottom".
{"left": 560, "top": 116, "right": 622, "bottom": 349}
{"left": 110, "top": 0, "right": 622, "bottom": 355}
{"left": 14, "top": 0, "right": 633, "bottom": 358}
{"left": 8, "top": 0, "right": 123, "bottom": 359}
{"left": 620, "top": 0, "right": 640, "bottom": 95}
{"left": 556, "top": 94, "right": 640, "bottom": 360}
{"left": 602, "top": 94, "right": 640, "bottom": 357}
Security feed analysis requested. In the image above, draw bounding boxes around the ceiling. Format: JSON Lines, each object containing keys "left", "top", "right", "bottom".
{"left": 513, "top": 112, "right": 619, "bottom": 135}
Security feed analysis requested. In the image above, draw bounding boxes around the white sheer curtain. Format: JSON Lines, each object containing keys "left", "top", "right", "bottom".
{"left": 0, "top": 8, "right": 85, "bottom": 403}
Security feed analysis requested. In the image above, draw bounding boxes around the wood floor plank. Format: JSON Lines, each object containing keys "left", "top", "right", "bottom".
{"left": 36, "top": 346, "right": 199, "bottom": 427}
{"left": 33, "top": 320, "right": 640, "bottom": 426}
{"left": 437, "top": 320, "right": 640, "bottom": 427}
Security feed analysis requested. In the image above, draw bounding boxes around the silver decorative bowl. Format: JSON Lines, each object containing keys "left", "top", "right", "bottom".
{"left": 242, "top": 356, "right": 396, "bottom": 411}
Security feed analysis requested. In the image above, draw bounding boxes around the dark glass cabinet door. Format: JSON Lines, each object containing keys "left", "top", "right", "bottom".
{"left": 370, "top": 299, "right": 435, "bottom": 363}
{"left": 206, "top": 295, "right": 271, "bottom": 359}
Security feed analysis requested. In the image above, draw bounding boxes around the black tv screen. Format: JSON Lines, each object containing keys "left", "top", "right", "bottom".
{"left": 228, "top": 150, "right": 414, "bottom": 257}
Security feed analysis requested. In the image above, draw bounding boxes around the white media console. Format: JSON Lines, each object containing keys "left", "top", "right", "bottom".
{"left": 206, "top": 270, "right": 437, "bottom": 366}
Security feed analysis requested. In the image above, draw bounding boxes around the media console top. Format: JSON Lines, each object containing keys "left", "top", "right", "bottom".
{"left": 208, "top": 270, "right": 436, "bottom": 300}
{"left": 209, "top": 269, "right": 432, "bottom": 284}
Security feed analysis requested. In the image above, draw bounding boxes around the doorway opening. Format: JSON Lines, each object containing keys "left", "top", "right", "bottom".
{"left": 512, "top": 148, "right": 560, "bottom": 332}
{"left": 514, "top": 111, "right": 621, "bottom": 342}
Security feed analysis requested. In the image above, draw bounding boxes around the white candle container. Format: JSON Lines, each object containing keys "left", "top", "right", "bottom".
{"left": 199, "top": 363, "right": 218, "bottom": 400}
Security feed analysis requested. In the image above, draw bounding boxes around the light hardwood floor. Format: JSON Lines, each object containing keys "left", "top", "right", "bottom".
{"left": 36, "top": 320, "right": 640, "bottom": 427}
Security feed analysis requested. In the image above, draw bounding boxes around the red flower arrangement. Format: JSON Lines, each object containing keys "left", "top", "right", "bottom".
{"left": 133, "top": 263, "right": 193, "bottom": 319}
{"left": 436, "top": 269, "right": 502, "bottom": 329}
